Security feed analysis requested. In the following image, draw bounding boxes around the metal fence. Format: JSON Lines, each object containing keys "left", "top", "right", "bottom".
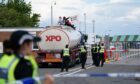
{"left": 106, "top": 42, "right": 140, "bottom": 62}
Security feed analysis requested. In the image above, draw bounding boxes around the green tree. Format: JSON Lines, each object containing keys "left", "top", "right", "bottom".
{"left": 0, "top": 0, "right": 40, "bottom": 27}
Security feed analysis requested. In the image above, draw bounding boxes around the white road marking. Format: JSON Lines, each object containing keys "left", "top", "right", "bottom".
{"left": 63, "top": 66, "right": 95, "bottom": 76}
{"left": 54, "top": 64, "right": 93, "bottom": 76}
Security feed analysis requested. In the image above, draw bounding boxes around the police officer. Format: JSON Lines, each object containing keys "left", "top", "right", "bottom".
{"left": 91, "top": 44, "right": 98, "bottom": 66}
{"left": 2, "top": 40, "right": 13, "bottom": 57}
{"left": 98, "top": 43, "right": 105, "bottom": 67}
{"left": 0, "top": 30, "right": 54, "bottom": 84}
{"left": 0, "top": 40, "right": 17, "bottom": 84}
{"left": 61, "top": 44, "right": 71, "bottom": 72}
{"left": 79, "top": 43, "right": 87, "bottom": 69}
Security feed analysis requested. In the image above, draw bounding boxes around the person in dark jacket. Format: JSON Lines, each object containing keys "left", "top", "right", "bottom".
{"left": 61, "top": 44, "right": 71, "bottom": 72}
{"left": 98, "top": 43, "right": 105, "bottom": 67}
{"left": 91, "top": 44, "right": 98, "bottom": 66}
{"left": 96, "top": 44, "right": 101, "bottom": 66}
{"left": 79, "top": 43, "right": 87, "bottom": 69}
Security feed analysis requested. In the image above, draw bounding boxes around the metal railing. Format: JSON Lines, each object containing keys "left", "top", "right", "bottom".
{"left": 106, "top": 42, "right": 140, "bottom": 62}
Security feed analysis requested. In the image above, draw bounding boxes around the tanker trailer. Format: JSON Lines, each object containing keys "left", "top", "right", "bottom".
{"left": 35, "top": 26, "right": 84, "bottom": 66}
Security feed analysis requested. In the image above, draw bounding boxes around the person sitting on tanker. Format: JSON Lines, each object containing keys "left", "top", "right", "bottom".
{"left": 58, "top": 16, "right": 64, "bottom": 25}
{"left": 63, "top": 16, "right": 76, "bottom": 29}
{"left": 62, "top": 16, "right": 67, "bottom": 25}
{"left": 0, "top": 30, "right": 54, "bottom": 84}
{"left": 68, "top": 17, "right": 76, "bottom": 29}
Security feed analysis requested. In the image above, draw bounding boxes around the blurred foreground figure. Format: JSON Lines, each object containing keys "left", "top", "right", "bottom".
{"left": 0, "top": 30, "right": 54, "bottom": 84}
{"left": 3, "top": 40, "right": 13, "bottom": 56}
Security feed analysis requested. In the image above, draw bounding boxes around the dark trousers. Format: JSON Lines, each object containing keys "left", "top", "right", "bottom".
{"left": 92, "top": 53, "right": 98, "bottom": 66}
{"left": 61, "top": 56, "right": 70, "bottom": 72}
{"left": 99, "top": 53, "right": 105, "bottom": 67}
{"left": 80, "top": 52, "right": 87, "bottom": 68}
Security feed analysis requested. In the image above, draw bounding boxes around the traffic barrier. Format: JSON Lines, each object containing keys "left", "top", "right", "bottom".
{"left": 115, "top": 53, "right": 120, "bottom": 61}
{"left": 106, "top": 49, "right": 140, "bottom": 62}
{"left": 105, "top": 58, "right": 110, "bottom": 63}
{"left": 7, "top": 73, "right": 140, "bottom": 84}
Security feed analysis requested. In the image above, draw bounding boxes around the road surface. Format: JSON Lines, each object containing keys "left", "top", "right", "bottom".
{"left": 39, "top": 56, "right": 140, "bottom": 84}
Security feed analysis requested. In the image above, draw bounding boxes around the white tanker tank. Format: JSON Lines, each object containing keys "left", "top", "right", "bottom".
{"left": 38, "top": 26, "right": 82, "bottom": 51}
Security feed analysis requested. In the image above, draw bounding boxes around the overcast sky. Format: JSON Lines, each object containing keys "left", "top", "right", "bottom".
{"left": 26, "top": 0, "right": 140, "bottom": 35}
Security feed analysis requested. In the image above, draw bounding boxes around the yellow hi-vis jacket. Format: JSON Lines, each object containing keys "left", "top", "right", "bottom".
{"left": 80, "top": 46, "right": 86, "bottom": 53}
{"left": 100, "top": 46, "right": 105, "bottom": 53}
{"left": 0, "top": 54, "right": 19, "bottom": 84}
{"left": 0, "top": 54, "right": 40, "bottom": 84}
{"left": 92, "top": 47, "right": 97, "bottom": 53}
{"left": 63, "top": 48, "right": 70, "bottom": 56}
{"left": 24, "top": 55, "right": 39, "bottom": 78}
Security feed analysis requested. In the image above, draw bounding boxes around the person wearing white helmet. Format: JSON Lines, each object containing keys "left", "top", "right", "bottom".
{"left": 0, "top": 30, "right": 54, "bottom": 84}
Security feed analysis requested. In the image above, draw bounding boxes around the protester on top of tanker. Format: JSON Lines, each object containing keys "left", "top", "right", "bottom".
{"left": 58, "top": 16, "right": 64, "bottom": 25}
{"left": 61, "top": 16, "right": 76, "bottom": 29}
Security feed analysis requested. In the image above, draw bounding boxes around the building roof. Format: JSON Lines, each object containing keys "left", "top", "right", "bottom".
{"left": 119, "top": 35, "right": 126, "bottom": 42}
{"left": 136, "top": 35, "right": 140, "bottom": 41}
{"left": 127, "top": 35, "right": 135, "bottom": 42}
{"left": 112, "top": 36, "right": 118, "bottom": 42}
{"left": 111, "top": 35, "right": 140, "bottom": 42}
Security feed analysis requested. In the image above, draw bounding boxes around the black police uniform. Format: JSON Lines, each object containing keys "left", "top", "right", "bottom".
{"left": 79, "top": 45, "right": 87, "bottom": 69}
{"left": 61, "top": 49, "right": 71, "bottom": 72}
{"left": 91, "top": 46, "right": 98, "bottom": 66}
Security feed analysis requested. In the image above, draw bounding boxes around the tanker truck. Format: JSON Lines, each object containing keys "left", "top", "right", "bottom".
{"left": 35, "top": 26, "right": 86, "bottom": 66}
{"left": 0, "top": 26, "right": 86, "bottom": 66}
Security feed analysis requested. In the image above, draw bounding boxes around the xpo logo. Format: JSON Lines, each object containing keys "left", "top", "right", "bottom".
{"left": 46, "top": 35, "right": 61, "bottom": 41}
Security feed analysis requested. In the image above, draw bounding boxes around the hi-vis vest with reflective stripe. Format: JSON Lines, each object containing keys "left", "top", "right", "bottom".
{"left": 92, "top": 47, "right": 96, "bottom": 53}
{"left": 25, "top": 55, "right": 39, "bottom": 77}
{"left": 100, "top": 46, "right": 105, "bottom": 53}
{"left": 0, "top": 54, "right": 39, "bottom": 84}
{"left": 80, "top": 46, "right": 86, "bottom": 53}
{"left": 0, "top": 54, "right": 19, "bottom": 84}
{"left": 63, "top": 48, "right": 70, "bottom": 56}
{"left": 25, "top": 55, "right": 40, "bottom": 84}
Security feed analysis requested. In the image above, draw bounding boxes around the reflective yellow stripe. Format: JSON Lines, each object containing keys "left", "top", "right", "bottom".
{"left": 8, "top": 58, "right": 19, "bottom": 82}
{"left": 80, "top": 46, "right": 86, "bottom": 53}
{"left": 0, "top": 54, "right": 19, "bottom": 84}
{"left": 63, "top": 48, "right": 70, "bottom": 56}
{"left": 25, "top": 55, "right": 40, "bottom": 84}
{"left": 92, "top": 47, "right": 96, "bottom": 53}
{"left": 100, "top": 46, "right": 105, "bottom": 53}
{"left": 25, "top": 56, "right": 38, "bottom": 77}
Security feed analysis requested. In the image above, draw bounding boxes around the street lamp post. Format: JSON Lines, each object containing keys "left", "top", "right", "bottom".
{"left": 51, "top": 5, "right": 53, "bottom": 26}
{"left": 84, "top": 13, "right": 86, "bottom": 34}
{"left": 92, "top": 20, "right": 95, "bottom": 43}
{"left": 51, "top": 1, "right": 56, "bottom": 26}
{"left": 92, "top": 20, "right": 95, "bottom": 34}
